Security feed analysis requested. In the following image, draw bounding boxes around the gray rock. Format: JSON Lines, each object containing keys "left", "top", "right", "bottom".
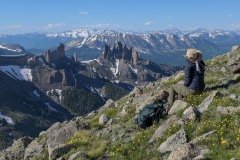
{"left": 221, "top": 67, "right": 227, "bottom": 73}
{"left": 102, "top": 99, "right": 115, "bottom": 108}
{"left": 47, "top": 118, "right": 88, "bottom": 159}
{"left": 233, "top": 74, "right": 240, "bottom": 80}
{"left": 190, "top": 130, "right": 216, "bottom": 144}
{"left": 129, "top": 86, "right": 143, "bottom": 97}
{"left": 168, "top": 100, "right": 190, "bottom": 115}
{"left": 182, "top": 106, "right": 199, "bottom": 123}
{"left": 197, "top": 91, "right": 221, "bottom": 113}
{"left": 157, "top": 128, "right": 187, "bottom": 153}
{"left": 1, "top": 137, "right": 32, "bottom": 160}
{"left": 193, "top": 155, "right": 207, "bottom": 160}
{"left": 68, "top": 151, "right": 86, "bottom": 160}
{"left": 49, "top": 144, "right": 71, "bottom": 160}
{"left": 121, "top": 105, "right": 129, "bottom": 115}
{"left": 146, "top": 82, "right": 154, "bottom": 88}
{"left": 167, "top": 143, "right": 192, "bottom": 160}
{"left": 149, "top": 115, "right": 182, "bottom": 143}
{"left": 200, "top": 148, "right": 209, "bottom": 155}
{"left": 217, "top": 106, "right": 240, "bottom": 115}
{"left": 173, "top": 71, "right": 184, "bottom": 81}
{"left": 24, "top": 139, "right": 45, "bottom": 160}
{"left": 99, "top": 114, "right": 108, "bottom": 125}
{"left": 228, "top": 94, "right": 238, "bottom": 100}
{"left": 231, "top": 45, "right": 240, "bottom": 52}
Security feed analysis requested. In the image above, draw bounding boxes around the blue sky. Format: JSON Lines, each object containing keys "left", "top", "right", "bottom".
{"left": 1, "top": 0, "right": 240, "bottom": 34}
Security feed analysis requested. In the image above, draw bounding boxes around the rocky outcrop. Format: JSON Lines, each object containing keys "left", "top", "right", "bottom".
{"left": 0, "top": 137, "right": 32, "bottom": 160}
{"left": 44, "top": 43, "right": 65, "bottom": 65}
{"left": 47, "top": 118, "right": 88, "bottom": 159}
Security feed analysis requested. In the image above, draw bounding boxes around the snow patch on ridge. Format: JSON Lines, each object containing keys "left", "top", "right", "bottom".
{"left": 0, "top": 65, "right": 32, "bottom": 81}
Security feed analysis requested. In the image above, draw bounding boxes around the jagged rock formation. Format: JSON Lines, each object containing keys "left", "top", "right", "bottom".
{"left": 44, "top": 43, "right": 65, "bottom": 64}
{"left": 102, "top": 42, "right": 140, "bottom": 64}
{"left": 84, "top": 42, "right": 180, "bottom": 86}
{"left": 1, "top": 45, "right": 239, "bottom": 160}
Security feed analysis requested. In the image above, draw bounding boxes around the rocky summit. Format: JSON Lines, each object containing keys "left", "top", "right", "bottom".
{"left": 1, "top": 46, "right": 239, "bottom": 160}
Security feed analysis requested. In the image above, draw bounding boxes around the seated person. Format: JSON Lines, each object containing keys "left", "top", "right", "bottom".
{"left": 168, "top": 49, "right": 205, "bottom": 108}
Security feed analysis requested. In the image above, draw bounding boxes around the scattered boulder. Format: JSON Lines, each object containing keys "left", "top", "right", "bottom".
{"left": 49, "top": 144, "right": 71, "bottom": 160}
{"left": 149, "top": 115, "right": 182, "bottom": 144}
{"left": 68, "top": 151, "right": 86, "bottom": 160}
{"left": 173, "top": 71, "right": 184, "bottom": 81}
{"left": 182, "top": 106, "right": 200, "bottom": 123}
{"left": 197, "top": 91, "right": 221, "bottom": 113}
{"left": 217, "top": 106, "right": 240, "bottom": 115}
{"left": 129, "top": 86, "right": 143, "bottom": 97}
{"left": 167, "top": 143, "right": 193, "bottom": 160}
{"left": 193, "top": 148, "right": 210, "bottom": 160}
{"left": 168, "top": 100, "right": 190, "bottom": 115}
{"left": 157, "top": 128, "right": 187, "bottom": 153}
{"left": 231, "top": 45, "right": 240, "bottom": 52}
{"left": 102, "top": 99, "right": 115, "bottom": 108}
{"left": 190, "top": 130, "right": 216, "bottom": 145}
{"left": 99, "top": 114, "right": 108, "bottom": 125}
{"left": 121, "top": 105, "right": 130, "bottom": 115}
{"left": 1, "top": 137, "right": 32, "bottom": 160}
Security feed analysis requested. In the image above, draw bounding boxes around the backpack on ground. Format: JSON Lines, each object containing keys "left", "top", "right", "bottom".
{"left": 136, "top": 103, "right": 165, "bottom": 129}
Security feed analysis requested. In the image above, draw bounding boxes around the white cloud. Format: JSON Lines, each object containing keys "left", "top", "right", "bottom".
{"left": 45, "top": 23, "right": 63, "bottom": 29}
{"left": 144, "top": 21, "right": 155, "bottom": 26}
{"left": 79, "top": 12, "right": 88, "bottom": 15}
{"left": 95, "top": 23, "right": 121, "bottom": 29}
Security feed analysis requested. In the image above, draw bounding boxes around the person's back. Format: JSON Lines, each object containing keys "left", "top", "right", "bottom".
{"left": 184, "top": 59, "right": 205, "bottom": 91}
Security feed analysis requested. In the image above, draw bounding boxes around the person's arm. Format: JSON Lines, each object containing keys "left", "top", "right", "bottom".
{"left": 184, "top": 65, "right": 192, "bottom": 87}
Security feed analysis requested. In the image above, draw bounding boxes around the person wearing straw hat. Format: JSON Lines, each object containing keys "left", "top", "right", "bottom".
{"left": 167, "top": 48, "right": 205, "bottom": 108}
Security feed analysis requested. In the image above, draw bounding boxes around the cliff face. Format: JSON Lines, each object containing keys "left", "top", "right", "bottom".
{"left": 1, "top": 46, "right": 240, "bottom": 160}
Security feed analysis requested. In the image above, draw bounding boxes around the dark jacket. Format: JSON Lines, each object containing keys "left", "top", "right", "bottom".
{"left": 184, "top": 59, "right": 205, "bottom": 91}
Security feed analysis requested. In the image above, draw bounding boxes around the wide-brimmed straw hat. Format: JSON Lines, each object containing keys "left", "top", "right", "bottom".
{"left": 184, "top": 49, "right": 202, "bottom": 61}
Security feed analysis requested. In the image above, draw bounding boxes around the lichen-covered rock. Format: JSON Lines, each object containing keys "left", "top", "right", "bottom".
{"left": 167, "top": 143, "right": 193, "bottom": 160}
{"left": 68, "top": 151, "right": 86, "bottom": 160}
{"left": 102, "top": 99, "right": 115, "bottom": 108}
{"left": 99, "top": 114, "right": 108, "bottom": 125}
{"left": 168, "top": 100, "right": 190, "bottom": 115}
{"left": 1, "top": 137, "right": 32, "bottom": 160}
{"left": 197, "top": 91, "right": 221, "bottom": 113}
{"left": 129, "top": 86, "right": 143, "bottom": 97}
{"left": 157, "top": 128, "right": 187, "bottom": 153}
{"left": 47, "top": 118, "right": 88, "bottom": 159}
{"left": 149, "top": 115, "right": 182, "bottom": 144}
{"left": 190, "top": 130, "right": 216, "bottom": 145}
{"left": 182, "top": 106, "right": 199, "bottom": 122}
{"left": 24, "top": 139, "right": 46, "bottom": 160}
{"left": 217, "top": 106, "right": 240, "bottom": 115}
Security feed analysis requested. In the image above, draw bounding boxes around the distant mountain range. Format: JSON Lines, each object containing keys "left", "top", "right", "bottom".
{"left": 1, "top": 28, "right": 240, "bottom": 65}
